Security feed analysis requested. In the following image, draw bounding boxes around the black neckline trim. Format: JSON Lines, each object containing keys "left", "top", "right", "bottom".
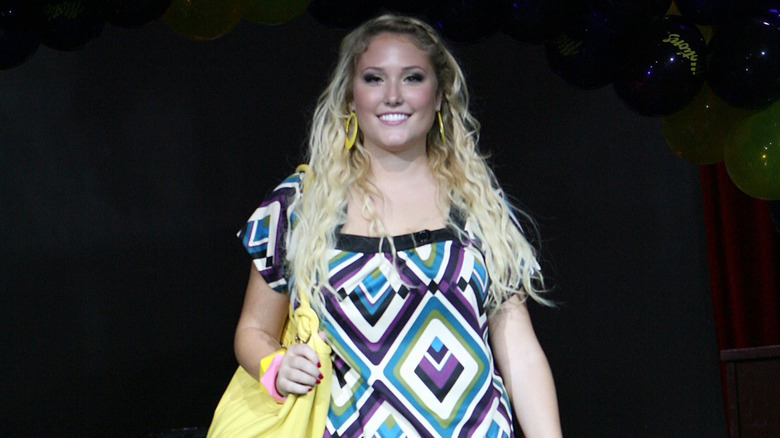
{"left": 334, "top": 209, "right": 467, "bottom": 253}
{"left": 336, "top": 227, "right": 461, "bottom": 253}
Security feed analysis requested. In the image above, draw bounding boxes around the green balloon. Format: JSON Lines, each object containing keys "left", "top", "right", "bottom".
{"left": 163, "top": 0, "right": 248, "bottom": 41}
{"left": 724, "top": 101, "right": 780, "bottom": 200}
{"left": 663, "top": 85, "right": 756, "bottom": 165}
{"left": 245, "top": 0, "right": 312, "bottom": 25}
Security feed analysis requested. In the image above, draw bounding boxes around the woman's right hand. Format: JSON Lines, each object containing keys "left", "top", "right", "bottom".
{"left": 276, "top": 343, "right": 323, "bottom": 396}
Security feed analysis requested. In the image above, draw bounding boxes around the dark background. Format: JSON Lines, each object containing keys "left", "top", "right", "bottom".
{"left": 1, "top": 13, "right": 725, "bottom": 437}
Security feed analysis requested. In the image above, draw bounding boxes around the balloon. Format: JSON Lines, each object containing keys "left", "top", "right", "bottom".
{"left": 0, "top": 3, "right": 39, "bottom": 69}
{"left": 673, "top": 0, "right": 751, "bottom": 25}
{"left": 662, "top": 85, "right": 757, "bottom": 164}
{"left": 28, "top": 0, "right": 105, "bottom": 51}
{"left": 590, "top": 0, "right": 671, "bottom": 32}
{"left": 707, "top": 14, "right": 780, "bottom": 109}
{"left": 427, "top": 0, "right": 498, "bottom": 44}
{"left": 497, "top": 0, "right": 590, "bottom": 45}
{"left": 307, "top": 0, "right": 380, "bottom": 29}
{"left": 381, "top": 0, "right": 434, "bottom": 14}
{"left": 544, "top": 10, "right": 620, "bottom": 89}
{"left": 754, "top": 4, "right": 780, "bottom": 24}
{"left": 755, "top": 1, "right": 780, "bottom": 17}
{"left": 698, "top": 25, "right": 713, "bottom": 42}
{"left": 245, "top": 0, "right": 311, "bottom": 25}
{"left": 163, "top": 0, "right": 247, "bottom": 40}
{"left": 723, "top": 101, "right": 780, "bottom": 200}
{"left": 612, "top": 15, "right": 706, "bottom": 116}
{"left": 101, "top": 0, "right": 172, "bottom": 28}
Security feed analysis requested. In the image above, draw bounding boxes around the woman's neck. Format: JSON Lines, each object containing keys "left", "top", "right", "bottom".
{"left": 366, "top": 146, "right": 430, "bottom": 186}
{"left": 341, "top": 151, "right": 448, "bottom": 237}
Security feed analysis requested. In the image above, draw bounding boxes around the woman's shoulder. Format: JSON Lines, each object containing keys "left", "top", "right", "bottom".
{"left": 271, "top": 170, "right": 305, "bottom": 194}
{"left": 255, "top": 169, "right": 307, "bottom": 207}
{"left": 279, "top": 170, "right": 305, "bottom": 187}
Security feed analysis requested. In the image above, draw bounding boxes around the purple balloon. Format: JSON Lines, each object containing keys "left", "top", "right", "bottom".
{"left": 427, "top": 0, "right": 498, "bottom": 44}
{"left": 612, "top": 15, "right": 706, "bottom": 116}
{"left": 102, "top": 0, "right": 172, "bottom": 28}
{"left": 707, "top": 13, "right": 780, "bottom": 109}
{"left": 498, "top": 0, "right": 589, "bottom": 45}
{"left": 545, "top": 10, "right": 620, "bottom": 89}
{"left": 591, "top": 0, "right": 671, "bottom": 32}
{"left": 28, "top": 0, "right": 105, "bottom": 51}
{"left": 674, "top": 0, "right": 752, "bottom": 25}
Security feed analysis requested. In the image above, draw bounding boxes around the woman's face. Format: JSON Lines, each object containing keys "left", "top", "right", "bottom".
{"left": 351, "top": 33, "right": 440, "bottom": 156}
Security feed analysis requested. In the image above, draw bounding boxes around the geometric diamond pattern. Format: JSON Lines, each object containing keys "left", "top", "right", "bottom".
{"left": 414, "top": 338, "right": 464, "bottom": 402}
{"left": 392, "top": 302, "right": 483, "bottom": 428}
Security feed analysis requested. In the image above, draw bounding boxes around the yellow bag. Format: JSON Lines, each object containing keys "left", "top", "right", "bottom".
{"left": 206, "top": 293, "right": 332, "bottom": 438}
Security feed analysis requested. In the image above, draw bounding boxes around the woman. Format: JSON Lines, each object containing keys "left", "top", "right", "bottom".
{"left": 230, "top": 14, "right": 561, "bottom": 437}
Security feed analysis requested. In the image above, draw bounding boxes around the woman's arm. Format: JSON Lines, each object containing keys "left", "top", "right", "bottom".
{"left": 234, "top": 265, "right": 321, "bottom": 395}
{"left": 234, "top": 265, "right": 289, "bottom": 379}
{"left": 489, "top": 294, "right": 562, "bottom": 438}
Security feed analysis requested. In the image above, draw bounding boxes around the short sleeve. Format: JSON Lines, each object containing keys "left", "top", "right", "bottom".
{"left": 463, "top": 190, "right": 542, "bottom": 309}
{"left": 236, "top": 173, "right": 303, "bottom": 293}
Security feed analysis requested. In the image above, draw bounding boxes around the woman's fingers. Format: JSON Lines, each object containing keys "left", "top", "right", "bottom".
{"left": 288, "top": 342, "right": 321, "bottom": 365}
{"left": 276, "top": 343, "right": 323, "bottom": 396}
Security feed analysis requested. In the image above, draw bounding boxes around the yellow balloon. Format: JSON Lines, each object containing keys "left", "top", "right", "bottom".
{"left": 662, "top": 84, "right": 756, "bottom": 165}
{"left": 245, "top": 0, "right": 312, "bottom": 25}
{"left": 724, "top": 101, "right": 780, "bottom": 200}
{"left": 697, "top": 25, "right": 713, "bottom": 43}
{"left": 164, "top": 0, "right": 248, "bottom": 41}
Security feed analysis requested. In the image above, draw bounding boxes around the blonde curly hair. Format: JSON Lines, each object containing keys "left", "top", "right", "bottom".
{"left": 288, "top": 14, "right": 549, "bottom": 311}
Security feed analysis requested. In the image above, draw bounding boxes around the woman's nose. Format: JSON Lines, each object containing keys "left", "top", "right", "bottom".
{"left": 384, "top": 81, "right": 403, "bottom": 105}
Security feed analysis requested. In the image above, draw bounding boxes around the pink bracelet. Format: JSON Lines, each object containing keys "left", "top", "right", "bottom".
{"left": 259, "top": 352, "right": 287, "bottom": 402}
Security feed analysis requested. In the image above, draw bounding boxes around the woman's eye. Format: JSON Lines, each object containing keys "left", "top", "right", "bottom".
{"left": 362, "top": 74, "right": 382, "bottom": 83}
{"left": 405, "top": 73, "right": 424, "bottom": 83}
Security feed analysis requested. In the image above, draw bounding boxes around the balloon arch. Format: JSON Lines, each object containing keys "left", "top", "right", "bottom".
{"left": 2, "top": 0, "right": 779, "bottom": 200}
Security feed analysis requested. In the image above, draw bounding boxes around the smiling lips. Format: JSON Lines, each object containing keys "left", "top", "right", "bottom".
{"left": 378, "top": 113, "right": 410, "bottom": 124}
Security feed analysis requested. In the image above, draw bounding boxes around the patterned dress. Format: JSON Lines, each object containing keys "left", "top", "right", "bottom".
{"left": 238, "top": 173, "right": 519, "bottom": 437}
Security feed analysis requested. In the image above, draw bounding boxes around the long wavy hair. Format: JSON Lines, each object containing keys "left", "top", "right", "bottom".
{"left": 287, "top": 14, "right": 549, "bottom": 311}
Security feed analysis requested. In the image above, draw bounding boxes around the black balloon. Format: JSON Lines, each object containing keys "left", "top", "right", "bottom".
{"left": 612, "top": 15, "right": 706, "bottom": 116}
{"left": 674, "top": 0, "right": 751, "bottom": 25}
{"left": 545, "top": 10, "right": 620, "bottom": 89}
{"left": 708, "top": 14, "right": 780, "bottom": 109}
{"left": 755, "top": 1, "right": 780, "bottom": 12}
{"left": 0, "top": 2, "right": 39, "bottom": 69}
{"left": 497, "top": 0, "right": 589, "bottom": 44}
{"left": 591, "top": 0, "right": 671, "bottom": 32}
{"left": 750, "top": 3, "right": 780, "bottom": 25}
{"left": 101, "top": 0, "right": 172, "bottom": 28}
{"left": 427, "top": 0, "right": 498, "bottom": 44}
{"left": 27, "top": 0, "right": 104, "bottom": 51}
{"left": 308, "top": 0, "right": 381, "bottom": 29}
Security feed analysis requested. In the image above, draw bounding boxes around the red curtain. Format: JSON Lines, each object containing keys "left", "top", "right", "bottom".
{"left": 701, "top": 163, "right": 780, "bottom": 436}
{"left": 700, "top": 163, "right": 780, "bottom": 351}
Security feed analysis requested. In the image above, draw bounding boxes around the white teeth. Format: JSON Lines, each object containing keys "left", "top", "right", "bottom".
{"left": 379, "top": 113, "right": 409, "bottom": 122}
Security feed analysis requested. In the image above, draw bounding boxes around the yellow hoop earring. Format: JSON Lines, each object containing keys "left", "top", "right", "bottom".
{"left": 437, "top": 111, "right": 446, "bottom": 146}
{"left": 345, "top": 112, "right": 358, "bottom": 150}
